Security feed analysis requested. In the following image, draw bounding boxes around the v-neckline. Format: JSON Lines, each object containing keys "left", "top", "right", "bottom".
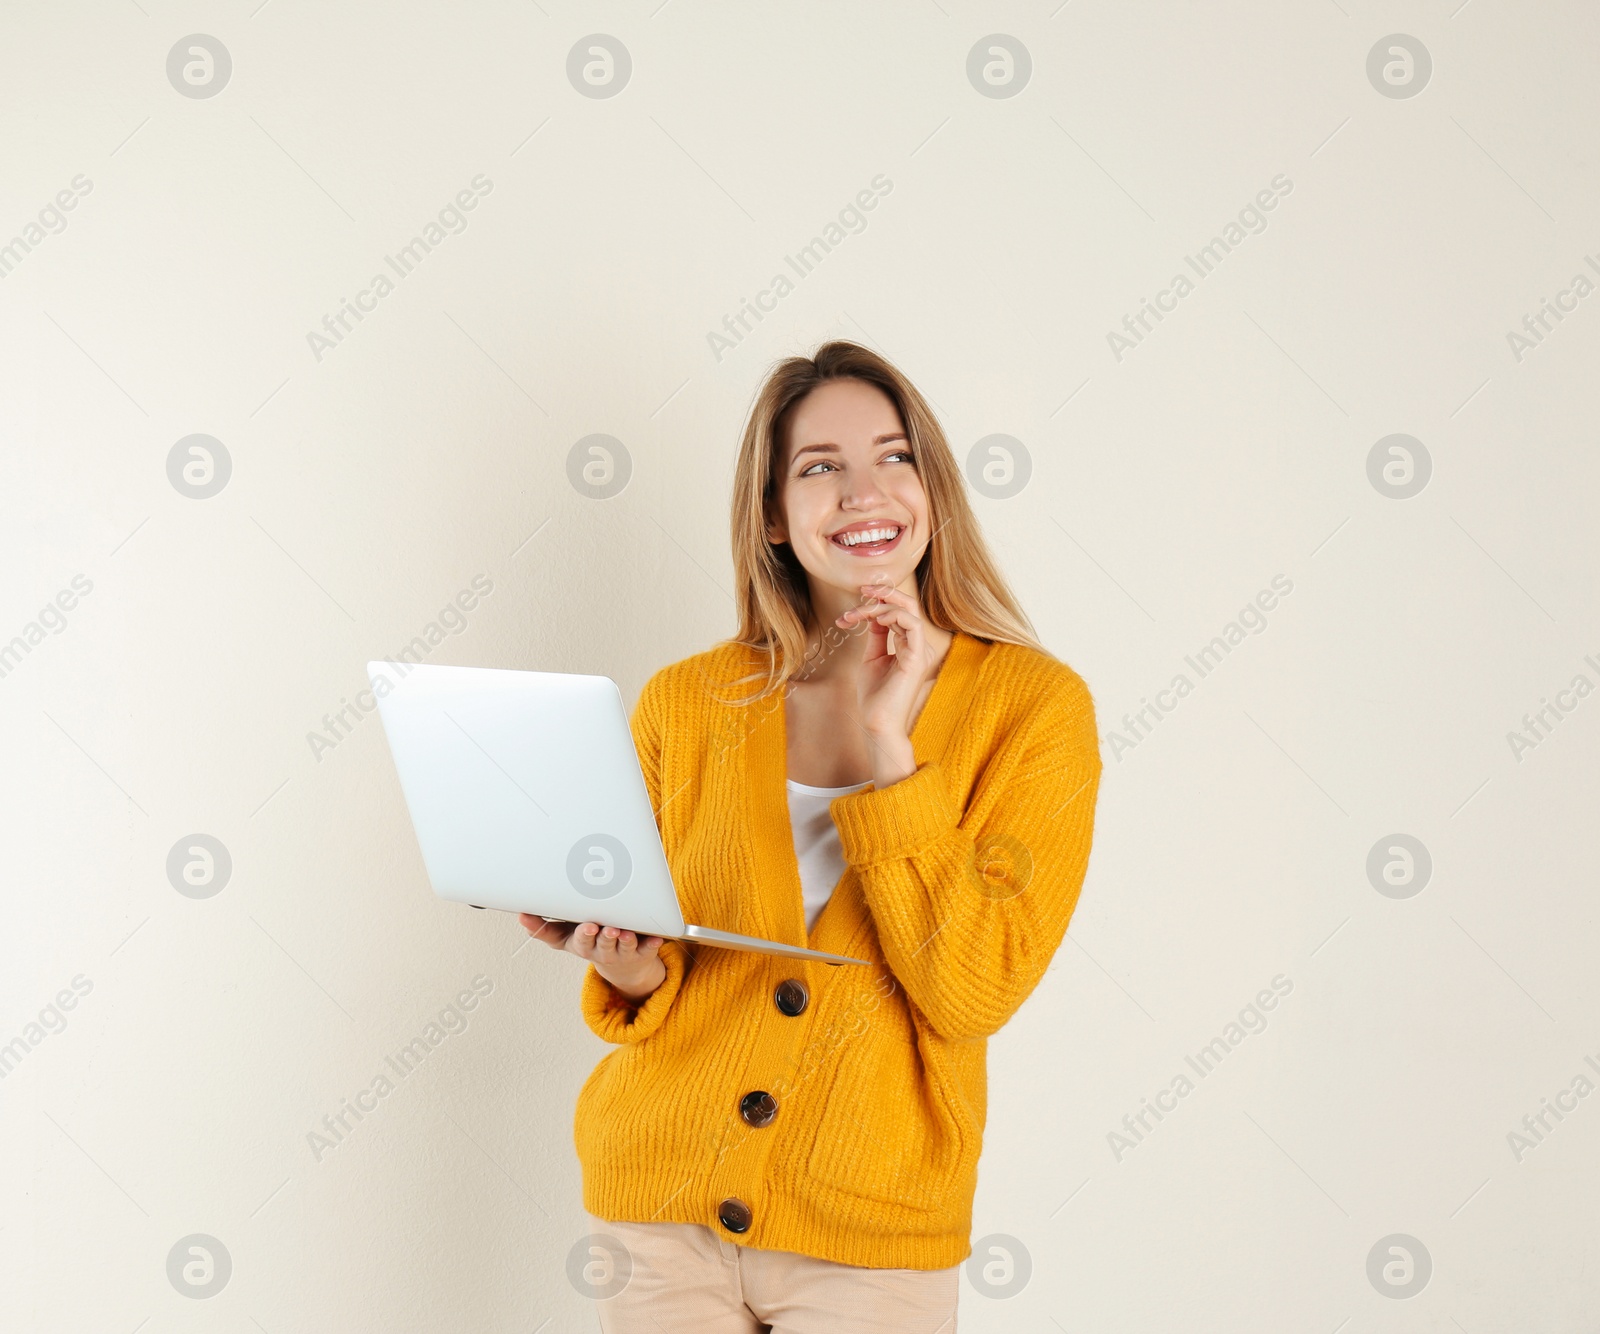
{"left": 742, "top": 628, "right": 988, "bottom": 950}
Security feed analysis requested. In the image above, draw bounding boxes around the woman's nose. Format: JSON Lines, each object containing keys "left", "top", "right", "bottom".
{"left": 839, "top": 475, "right": 886, "bottom": 507}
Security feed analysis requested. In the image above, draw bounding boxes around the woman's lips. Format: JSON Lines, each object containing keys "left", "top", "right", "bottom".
{"left": 829, "top": 525, "right": 905, "bottom": 556}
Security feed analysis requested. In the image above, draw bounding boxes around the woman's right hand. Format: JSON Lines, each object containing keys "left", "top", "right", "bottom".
{"left": 518, "top": 914, "right": 668, "bottom": 1004}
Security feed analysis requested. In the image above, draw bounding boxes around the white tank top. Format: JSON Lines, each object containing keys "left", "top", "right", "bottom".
{"left": 786, "top": 777, "right": 873, "bottom": 934}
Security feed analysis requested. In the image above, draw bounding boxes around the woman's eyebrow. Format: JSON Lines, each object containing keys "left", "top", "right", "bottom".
{"left": 791, "top": 432, "right": 908, "bottom": 461}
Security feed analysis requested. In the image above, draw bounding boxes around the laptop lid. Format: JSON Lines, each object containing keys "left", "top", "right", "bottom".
{"left": 366, "top": 660, "right": 687, "bottom": 939}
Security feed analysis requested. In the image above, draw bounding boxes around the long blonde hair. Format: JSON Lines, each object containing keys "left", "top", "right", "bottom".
{"left": 719, "top": 339, "right": 1047, "bottom": 701}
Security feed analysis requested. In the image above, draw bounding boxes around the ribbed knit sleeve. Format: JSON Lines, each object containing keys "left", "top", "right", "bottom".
{"left": 629, "top": 666, "right": 667, "bottom": 820}
{"left": 830, "top": 672, "right": 1102, "bottom": 1042}
{"left": 579, "top": 938, "right": 691, "bottom": 1044}
{"left": 577, "top": 666, "right": 688, "bottom": 1045}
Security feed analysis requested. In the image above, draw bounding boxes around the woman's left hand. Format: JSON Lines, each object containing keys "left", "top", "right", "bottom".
{"left": 835, "top": 583, "right": 941, "bottom": 743}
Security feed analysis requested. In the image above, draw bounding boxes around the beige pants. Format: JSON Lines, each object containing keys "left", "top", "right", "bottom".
{"left": 583, "top": 1212, "right": 959, "bottom": 1333}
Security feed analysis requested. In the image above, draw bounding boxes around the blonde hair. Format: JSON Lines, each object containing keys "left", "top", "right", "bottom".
{"left": 718, "top": 339, "right": 1047, "bottom": 701}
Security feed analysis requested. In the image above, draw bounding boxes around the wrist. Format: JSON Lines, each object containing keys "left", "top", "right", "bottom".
{"left": 599, "top": 955, "right": 667, "bottom": 1005}
{"left": 869, "top": 732, "right": 917, "bottom": 789}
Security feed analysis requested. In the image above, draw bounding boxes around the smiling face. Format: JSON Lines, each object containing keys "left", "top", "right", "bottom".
{"left": 764, "top": 377, "right": 934, "bottom": 612}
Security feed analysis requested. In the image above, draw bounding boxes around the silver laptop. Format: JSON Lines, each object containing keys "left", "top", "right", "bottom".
{"left": 366, "top": 660, "right": 868, "bottom": 967}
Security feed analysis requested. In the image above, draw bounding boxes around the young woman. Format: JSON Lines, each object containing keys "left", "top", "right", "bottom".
{"left": 521, "top": 341, "right": 1102, "bottom": 1331}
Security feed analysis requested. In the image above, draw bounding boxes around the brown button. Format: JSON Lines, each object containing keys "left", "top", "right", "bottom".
{"left": 774, "top": 979, "right": 808, "bottom": 1016}
{"left": 739, "top": 1090, "right": 778, "bottom": 1128}
{"left": 717, "top": 1197, "right": 752, "bottom": 1233}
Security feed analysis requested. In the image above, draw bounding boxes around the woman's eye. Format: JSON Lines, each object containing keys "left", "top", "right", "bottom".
{"left": 798, "top": 451, "right": 911, "bottom": 477}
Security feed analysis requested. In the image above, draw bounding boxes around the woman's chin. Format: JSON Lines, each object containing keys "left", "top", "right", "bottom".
{"left": 816, "top": 562, "right": 910, "bottom": 595}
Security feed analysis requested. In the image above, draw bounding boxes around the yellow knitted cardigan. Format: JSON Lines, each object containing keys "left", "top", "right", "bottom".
{"left": 573, "top": 628, "right": 1102, "bottom": 1270}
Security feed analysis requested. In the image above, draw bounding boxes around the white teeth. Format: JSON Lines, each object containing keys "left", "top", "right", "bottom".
{"left": 836, "top": 526, "right": 900, "bottom": 547}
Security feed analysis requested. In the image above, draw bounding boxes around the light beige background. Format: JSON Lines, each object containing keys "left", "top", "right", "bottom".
{"left": 2, "top": 2, "right": 1597, "bottom": 1331}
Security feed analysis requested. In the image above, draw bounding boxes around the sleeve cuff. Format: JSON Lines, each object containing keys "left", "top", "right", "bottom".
{"left": 830, "top": 761, "right": 959, "bottom": 867}
{"left": 579, "top": 938, "right": 689, "bottom": 1045}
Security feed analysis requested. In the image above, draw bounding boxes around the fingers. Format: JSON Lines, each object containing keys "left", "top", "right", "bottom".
{"left": 566, "top": 922, "right": 653, "bottom": 962}
{"left": 841, "top": 583, "right": 902, "bottom": 611}
{"left": 841, "top": 586, "right": 919, "bottom": 623}
{"left": 837, "top": 589, "right": 933, "bottom": 678}
{"left": 838, "top": 603, "right": 913, "bottom": 633}
{"left": 518, "top": 914, "right": 574, "bottom": 950}
{"left": 838, "top": 599, "right": 921, "bottom": 654}
{"left": 519, "top": 915, "right": 664, "bottom": 963}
